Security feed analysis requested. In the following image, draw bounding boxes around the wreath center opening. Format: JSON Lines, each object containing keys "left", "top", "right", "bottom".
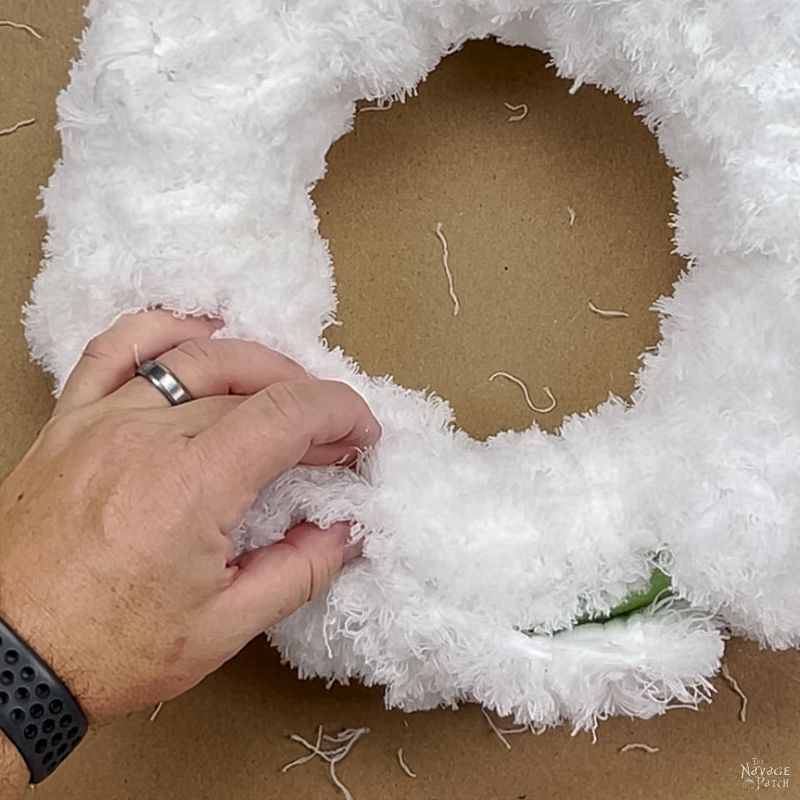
{"left": 316, "top": 39, "right": 684, "bottom": 439}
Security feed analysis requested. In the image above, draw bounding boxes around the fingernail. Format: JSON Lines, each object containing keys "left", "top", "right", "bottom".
{"left": 324, "top": 522, "right": 361, "bottom": 564}
{"left": 367, "top": 421, "right": 382, "bottom": 444}
{"left": 203, "top": 315, "right": 225, "bottom": 330}
{"left": 343, "top": 541, "right": 363, "bottom": 565}
{"left": 323, "top": 521, "right": 351, "bottom": 538}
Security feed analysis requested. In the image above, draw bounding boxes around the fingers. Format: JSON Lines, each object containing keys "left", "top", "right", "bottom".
{"left": 219, "top": 522, "right": 356, "bottom": 636}
{"left": 168, "top": 395, "right": 246, "bottom": 436}
{"left": 58, "top": 311, "right": 222, "bottom": 413}
{"left": 109, "top": 338, "right": 309, "bottom": 408}
{"left": 190, "top": 380, "right": 380, "bottom": 529}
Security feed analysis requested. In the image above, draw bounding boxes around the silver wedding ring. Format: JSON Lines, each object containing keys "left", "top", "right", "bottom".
{"left": 135, "top": 360, "right": 194, "bottom": 406}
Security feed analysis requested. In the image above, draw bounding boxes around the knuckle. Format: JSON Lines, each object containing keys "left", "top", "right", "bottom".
{"left": 39, "top": 413, "right": 79, "bottom": 449}
{"left": 106, "top": 415, "right": 151, "bottom": 447}
{"left": 306, "top": 552, "right": 337, "bottom": 602}
{"left": 258, "top": 383, "right": 306, "bottom": 436}
{"left": 282, "top": 539, "right": 318, "bottom": 604}
{"left": 82, "top": 331, "right": 120, "bottom": 363}
{"left": 303, "top": 555, "right": 318, "bottom": 604}
{"left": 191, "top": 438, "right": 256, "bottom": 508}
{"left": 270, "top": 350, "right": 308, "bottom": 379}
{"left": 283, "top": 540, "right": 329, "bottom": 604}
{"left": 308, "top": 558, "right": 334, "bottom": 602}
{"left": 175, "top": 337, "right": 216, "bottom": 366}
{"left": 87, "top": 411, "right": 157, "bottom": 453}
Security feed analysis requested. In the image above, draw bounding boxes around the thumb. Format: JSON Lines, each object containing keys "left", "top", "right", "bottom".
{"left": 221, "top": 522, "right": 359, "bottom": 637}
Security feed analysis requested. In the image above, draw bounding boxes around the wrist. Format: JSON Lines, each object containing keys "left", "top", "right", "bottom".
{"left": 0, "top": 730, "right": 28, "bottom": 796}
{"left": 0, "top": 595, "right": 93, "bottom": 721}
{"left": 0, "top": 612, "right": 89, "bottom": 784}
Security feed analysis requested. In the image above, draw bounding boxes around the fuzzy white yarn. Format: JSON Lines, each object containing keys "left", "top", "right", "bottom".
{"left": 25, "top": 0, "right": 800, "bottom": 732}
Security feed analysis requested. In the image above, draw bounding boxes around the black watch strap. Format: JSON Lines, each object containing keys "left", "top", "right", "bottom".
{"left": 0, "top": 617, "right": 87, "bottom": 783}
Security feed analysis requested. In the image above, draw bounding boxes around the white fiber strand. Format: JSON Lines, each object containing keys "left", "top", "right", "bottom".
{"left": 489, "top": 371, "right": 557, "bottom": 414}
{"left": 481, "top": 708, "right": 512, "bottom": 750}
{"left": 588, "top": 300, "right": 630, "bottom": 318}
{"left": 504, "top": 102, "right": 529, "bottom": 122}
{"left": 397, "top": 748, "right": 417, "bottom": 778}
{"left": 329, "top": 761, "right": 354, "bottom": 800}
{"left": 620, "top": 742, "right": 659, "bottom": 753}
{"left": 0, "top": 118, "right": 36, "bottom": 137}
{"left": 435, "top": 222, "right": 460, "bottom": 315}
{"left": 282, "top": 726, "right": 369, "bottom": 800}
{"left": 327, "top": 729, "right": 369, "bottom": 800}
{"left": 499, "top": 725, "right": 530, "bottom": 735}
{"left": 282, "top": 726, "right": 324, "bottom": 772}
{"left": 0, "top": 20, "right": 42, "bottom": 38}
{"left": 361, "top": 99, "right": 394, "bottom": 112}
{"left": 720, "top": 663, "right": 748, "bottom": 722}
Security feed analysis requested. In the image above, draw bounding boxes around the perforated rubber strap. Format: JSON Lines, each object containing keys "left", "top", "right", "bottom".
{"left": 0, "top": 617, "right": 87, "bottom": 784}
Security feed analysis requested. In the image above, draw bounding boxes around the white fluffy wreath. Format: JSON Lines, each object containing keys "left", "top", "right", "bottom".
{"left": 26, "top": 1, "right": 800, "bottom": 733}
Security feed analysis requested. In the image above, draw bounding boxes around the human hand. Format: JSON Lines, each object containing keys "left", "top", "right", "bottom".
{"left": 0, "top": 310, "right": 380, "bottom": 732}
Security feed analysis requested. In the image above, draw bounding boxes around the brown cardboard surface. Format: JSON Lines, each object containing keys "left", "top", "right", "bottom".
{"left": 0, "top": 3, "right": 798, "bottom": 799}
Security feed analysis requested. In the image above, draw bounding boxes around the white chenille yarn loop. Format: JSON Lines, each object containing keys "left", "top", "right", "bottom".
{"left": 26, "top": 1, "right": 800, "bottom": 733}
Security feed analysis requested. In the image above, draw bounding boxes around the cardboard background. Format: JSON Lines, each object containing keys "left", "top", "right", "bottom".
{"left": 1, "top": 3, "right": 798, "bottom": 798}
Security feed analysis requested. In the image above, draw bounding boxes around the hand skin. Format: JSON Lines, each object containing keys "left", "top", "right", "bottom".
{"left": 0, "top": 311, "right": 381, "bottom": 795}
